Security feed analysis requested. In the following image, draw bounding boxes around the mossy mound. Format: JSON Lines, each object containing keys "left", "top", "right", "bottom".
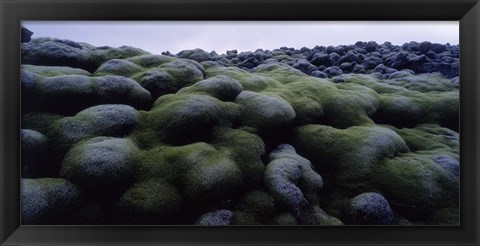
{"left": 21, "top": 129, "right": 49, "bottom": 178}
{"left": 21, "top": 69, "right": 152, "bottom": 114}
{"left": 346, "top": 192, "right": 394, "bottom": 225}
{"left": 195, "top": 209, "right": 234, "bottom": 225}
{"left": 373, "top": 152, "right": 459, "bottom": 220}
{"left": 21, "top": 178, "right": 84, "bottom": 224}
{"left": 36, "top": 104, "right": 138, "bottom": 158}
{"left": 114, "top": 179, "right": 182, "bottom": 224}
{"left": 235, "top": 91, "right": 296, "bottom": 134}
{"left": 178, "top": 75, "right": 243, "bottom": 101}
{"left": 265, "top": 144, "right": 323, "bottom": 216}
{"left": 60, "top": 137, "right": 138, "bottom": 195}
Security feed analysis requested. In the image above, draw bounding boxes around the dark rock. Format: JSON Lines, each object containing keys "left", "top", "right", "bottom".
{"left": 241, "top": 57, "right": 260, "bottom": 69}
{"left": 310, "top": 71, "right": 328, "bottom": 78}
{"left": 292, "top": 59, "right": 319, "bottom": 75}
{"left": 310, "top": 52, "right": 331, "bottom": 67}
{"left": 21, "top": 27, "right": 33, "bottom": 43}
{"left": 362, "top": 56, "right": 383, "bottom": 70}
{"left": 323, "top": 66, "right": 343, "bottom": 77}
{"left": 352, "top": 64, "right": 366, "bottom": 74}
{"left": 176, "top": 48, "right": 212, "bottom": 62}
{"left": 340, "top": 62, "right": 355, "bottom": 72}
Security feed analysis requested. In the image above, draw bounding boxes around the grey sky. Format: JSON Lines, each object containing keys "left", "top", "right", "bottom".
{"left": 22, "top": 21, "right": 459, "bottom": 55}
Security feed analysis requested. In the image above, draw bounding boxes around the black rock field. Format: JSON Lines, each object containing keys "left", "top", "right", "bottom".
{"left": 20, "top": 31, "right": 459, "bottom": 225}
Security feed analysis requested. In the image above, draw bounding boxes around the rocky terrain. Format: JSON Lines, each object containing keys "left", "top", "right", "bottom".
{"left": 20, "top": 32, "right": 459, "bottom": 225}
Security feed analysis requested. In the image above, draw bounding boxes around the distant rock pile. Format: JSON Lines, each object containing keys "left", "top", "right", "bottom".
{"left": 20, "top": 33, "right": 459, "bottom": 225}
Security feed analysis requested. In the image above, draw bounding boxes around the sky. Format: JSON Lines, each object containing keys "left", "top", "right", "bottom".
{"left": 22, "top": 21, "right": 459, "bottom": 55}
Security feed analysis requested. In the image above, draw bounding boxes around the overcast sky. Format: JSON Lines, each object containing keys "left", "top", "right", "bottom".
{"left": 22, "top": 21, "right": 459, "bottom": 55}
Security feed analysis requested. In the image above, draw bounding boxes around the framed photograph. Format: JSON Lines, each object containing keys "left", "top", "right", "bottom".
{"left": 1, "top": 0, "right": 479, "bottom": 245}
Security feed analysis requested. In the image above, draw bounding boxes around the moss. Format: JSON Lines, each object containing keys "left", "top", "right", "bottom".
{"left": 22, "top": 64, "right": 91, "bottom": 77}
{"left": 311, "top": 206, "right": 344, "bottom": 225}
{"left": 127, "top": 54, "right": 175, "bottom": 67}
{"left": 387, "top": 124, "right": 458, "bottom": 154}
{"left": 21, "top": 178, "right": 84, "bottom": 224}
{"left": 235, "top": 91, "right": 296, "bottom": 133}
{"left": 210, "top": 127, "right": 266, "bottom": 189}
{"left": 135, "top": 141, "right": 243, "bottom": 208}
{"left": 47, "top": 104, "right": 138, "bottom": 156}
{"left": 292, "top": 124, "right": 409, "bottom": 172}
{"left": 21, "top": 129, "right": 50, "bottom": 178}
{"left": 94, "top": 58, "right": 143, "bottom": 77}
{"left": 270, "top": 212, "right": 298, "bottom": 225}
{"left": 429, "top": 207, "right": 459, "bottom": 225}
{"left": 345, "top": 192, "right": 394, "bottom": 225}
{"left": 195, "top": 209, "right": 233, "bottom": 225}
{"left": 265, "top": 144, "right": 323, "bottom": 215}
{"left": 146, "top": 94, "right": 232, "bottom": 143}
{"left": 60, "top": 137, "right": 139, "bottom": 194}
{"left": 235, "top": 191, "right": 278, "bottom": 222}
{"left": 232, "top": 211, "right": 262, "bottom": 225}
{"left": 115, "top": 179, "right": 182, "bottom": 224}
{"left": 21, "top": 112, "right": 63, "bottom": 134}
{"left": 177, "top": 75, "right": 243, "bottom": 101}
{"left": 373, "top": 152, "right": 459, "bottom": 220}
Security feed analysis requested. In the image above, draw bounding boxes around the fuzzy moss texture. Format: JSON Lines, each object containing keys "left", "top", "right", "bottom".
{"left": 20, "top": 38, "right": 459, "bottom": 225}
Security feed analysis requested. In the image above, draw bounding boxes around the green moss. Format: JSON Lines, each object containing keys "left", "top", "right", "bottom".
{"left": 429, "top": 207, "right": 459, "bottom": 225}
{"left": 127, "top": 54, "right": 175, "bottom": 67}
{"left": 270, "top": 212, "right": 298, "bottom": 225}
{"left": 235, "top": 191, "right": 278, "bottom": 220}
{"left": 235, "top": 91, "right": 296, "bottom": 133}
{"left": 373, "top": 152, "right": 459, "bottom": 220}
{"left": 21, "top": 178, "right": 84, "bottom": 224}
{"left": 145, "top": 94, "right": 232, "bottom": 143}
{"left": 115, "top": 179, "right": 182, "bottom": 224}
{"left": 94, "top": 59, "right": 143, "bottom": 77}
{"left": 232, "top": 211, "right": 262, "bottom": 225}
{"left": 22, "top": 112, "right": 63, "bottom": 134}
{"left": 311, "top": 206, "right": 344, "bottom": 225}
{"left": 22, "top": 64, "right": 91, "bottom": 77}
{"left": 177, "top": 75, "right": 243, "bottom": 101}
{"left": 291, "top": 124, "right": 409, "bottom": 197}
{"left": 210, "top": 127, "right": 266, "bottom": 189}
{"left": 387, "top": 124, "right": 458, "bottom": 154}
{"left": 60, "top": 137, "right": 139, "bottom": 193}
{"left": 265, "top": 144, "right": 323, "bottom": 214}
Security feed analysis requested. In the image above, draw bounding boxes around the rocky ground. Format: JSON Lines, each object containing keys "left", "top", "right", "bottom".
{"left": 20, "top": 33, "right": 459, "bottom": 225}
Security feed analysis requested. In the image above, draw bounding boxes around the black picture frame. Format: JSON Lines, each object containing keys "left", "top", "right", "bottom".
{"left": 1, "top": 0, "right": 479, "bottom": 245}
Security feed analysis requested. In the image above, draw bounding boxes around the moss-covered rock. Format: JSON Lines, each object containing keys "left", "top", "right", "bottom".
{"left": 22, "top": 38, "right": 148, "bottom": 72}
{"left": 48, "top": 104, "right": 138, "bottom": 156}
{"left": 195, "top": 209, "right": 234, "bottom": 225}
{"left": 235, "top": 91, "right": 295, "bottom": 134}
{"left": 21, "top": 69, "right": 152, "bottom": 114}
{"left": 21, "top": 129, "right": 49, "bottom": 178}
{"left": 265, "top": 144, "right": 323, "bottom": 216}
{"left": 292, "top": 124, "right": 409, "bottom": 176}
{"left": 60, "top": 137, "right": 138, "bottom": 194}
{"left": 114, "top": 179, "right": 182, "bottom": 224}
{"left": 346, "top": 192, "right": 394, "bottom": 225}
{"left": 178, "top": 75, "right": 243, "bottom": 101}
{"left": 311, "top": 206, "right": 344, "bottom": 225}
{"left": 21, "top": 178, "right": 84, "bottom": 224}
{"left": 95, "top": 59, "right": 143, "bottom": 77}
{"left": 176, "top": 48, "right": 213, "bottom": 62}
{"left": 373, "top": 152, "right": 459, "bottom": 220}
